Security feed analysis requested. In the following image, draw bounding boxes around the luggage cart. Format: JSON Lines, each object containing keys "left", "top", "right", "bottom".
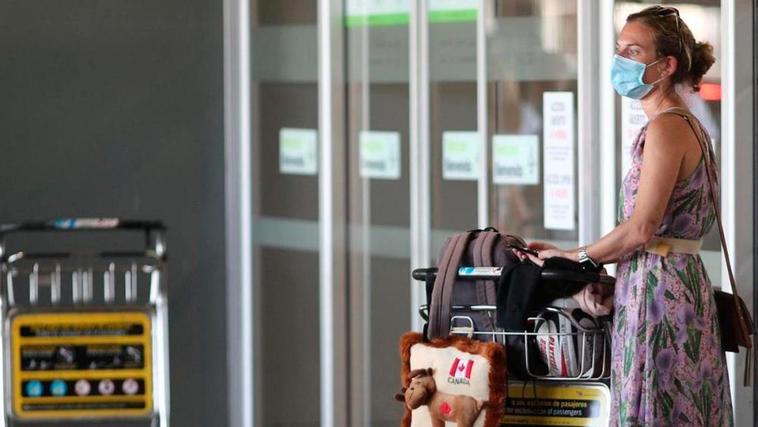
{"left": 412, "top": 266, "right": 615, "bottom": 426}
{"left": 0, "top": 219, "right": 169, "bottom": 427}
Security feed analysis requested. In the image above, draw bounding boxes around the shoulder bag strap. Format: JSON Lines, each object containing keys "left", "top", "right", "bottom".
{"left": 663, "top": 107, "right": 750, "bottom": 328}
{"left": 662, "top": 109, "right": 736, "bottom": 294}
{"left": 429, "top": 232, "right": 471, "bottom": 339}
{"left": 664, "top": 108, "right": 753, "bottom": 386}
{"left": 473, "top": 231, "right": 498, "bottom": 331}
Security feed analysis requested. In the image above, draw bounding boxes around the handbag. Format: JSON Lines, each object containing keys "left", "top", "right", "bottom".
{"left": 674, "top": 108, "right": 755, "bottom": 386}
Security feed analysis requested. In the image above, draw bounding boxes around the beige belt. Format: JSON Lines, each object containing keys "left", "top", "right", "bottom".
{"left": 644, "top": 237, "right": 702, "bottom": 256}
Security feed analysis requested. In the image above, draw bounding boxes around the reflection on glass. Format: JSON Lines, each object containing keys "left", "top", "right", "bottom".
{"left": 488, "top": 0, "right": 579, "bottom": 246}
{"left": 251, "top": 1, "right": 320, "bottom": 425}
{"left": 345, "top": 6, "right": 411, "bottom": 425}
{"left": 429, "top": 9, "right": 479, "bottom": 236}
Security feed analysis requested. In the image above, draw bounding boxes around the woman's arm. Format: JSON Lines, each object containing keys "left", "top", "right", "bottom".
{"left": 538, "top": 114, "right": 694, "bottom": 264}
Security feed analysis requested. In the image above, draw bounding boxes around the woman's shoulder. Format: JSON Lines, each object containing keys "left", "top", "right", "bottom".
{"left": 644, "top": 110, "right": 699, "bottom": 154}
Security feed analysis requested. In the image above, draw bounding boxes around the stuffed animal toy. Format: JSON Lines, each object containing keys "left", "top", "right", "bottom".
{"left": 395, "top": 368, "right": 486, "bottom": 427}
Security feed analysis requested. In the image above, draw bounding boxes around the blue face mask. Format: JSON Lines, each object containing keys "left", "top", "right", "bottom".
{"left": 611, "top": 55, "right": 666, "bottom": 99}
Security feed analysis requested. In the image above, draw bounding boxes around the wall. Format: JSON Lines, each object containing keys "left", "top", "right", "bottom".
{"left": 0, "top": 1, "right": 226, "bottom": 426}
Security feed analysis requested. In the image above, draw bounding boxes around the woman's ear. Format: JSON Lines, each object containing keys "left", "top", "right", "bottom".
{"left": 663, "top": 55, "right": 678, "bottom": 78}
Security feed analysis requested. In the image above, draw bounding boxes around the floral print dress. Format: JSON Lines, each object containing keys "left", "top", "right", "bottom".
{"left": 610, "top": 116, "right": 733, "bottom": 426}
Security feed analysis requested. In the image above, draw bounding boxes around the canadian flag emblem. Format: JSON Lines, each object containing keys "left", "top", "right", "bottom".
{"left": 449, "top": 357, "right": 474, "bottom": 380}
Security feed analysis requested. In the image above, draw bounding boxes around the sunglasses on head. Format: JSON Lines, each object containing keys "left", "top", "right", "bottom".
{"left": 652, "top": 6, "right": 683, "bottom": 53}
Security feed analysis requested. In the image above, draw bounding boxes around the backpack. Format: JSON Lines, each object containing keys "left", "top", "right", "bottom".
{"left": 426, "top": 228, "right": 525, "bottom": 341}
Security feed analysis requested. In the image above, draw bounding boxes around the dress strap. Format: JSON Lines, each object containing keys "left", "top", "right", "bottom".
{"left": 659, "top": 106, "right": 691, "bottom": 116}
{"left": 656, "top": 107, "right": 714, "bottom": 168}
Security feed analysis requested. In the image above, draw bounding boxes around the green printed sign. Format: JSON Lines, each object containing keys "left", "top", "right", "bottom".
{"left": 279, "top": 128, "right": 318, "bottom": 175}
{"left": 428, "top": 0, "right": 477, "bottom": 23}
{"left": 345, "top": 0, "right": 409, "bottom": 27}
{"left": 345, "top": 13, "right": 409, "bottom": 27}
{"left": 492, "top": 134, "right": 539, "bottom": 185}
{"left": 345, "top": 0, "right": 476, "bottom": 27}
{"left": 359, "top": 131, "right": 401, "bottom": 180}
{"left": 442, "top": 131, "right": 480, "bottom": 181}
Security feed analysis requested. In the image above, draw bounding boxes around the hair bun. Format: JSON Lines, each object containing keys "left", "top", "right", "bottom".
{"left": 689, "top": 41, "right": 715, "bottom": 91}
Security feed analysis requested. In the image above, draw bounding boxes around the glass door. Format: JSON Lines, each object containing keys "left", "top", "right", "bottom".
{"left": 488, "top": 0, "right": 579, "bottom": 248}
{"left": 344, "top": 2, "right": 411, "bottom": 425}
{"left": 428, "top": 1, "right": 480, "bottom": 251}
{"left": 250, "top": 1, "right": 321, "bottom": 425}
{"left": 235, "top": 1, "right": 752, "bottom": 426}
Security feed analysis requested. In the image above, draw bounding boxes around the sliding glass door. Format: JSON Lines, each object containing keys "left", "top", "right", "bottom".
{"left": 345, "top": 5, "right": 411, "bottom": 424}
{"left": 250, "top": 2, "right": 321, "bottom": 425}
{"left": 236, "top": 1, "right": 753, "bottom": 426}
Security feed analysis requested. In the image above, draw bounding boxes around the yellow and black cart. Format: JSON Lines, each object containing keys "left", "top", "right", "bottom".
{"left": 0, "top": 219, "right": 169, "bottom": 427}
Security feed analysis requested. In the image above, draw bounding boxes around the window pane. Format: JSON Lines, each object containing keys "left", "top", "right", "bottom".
{"left": 251, "top": 1, "right": 320, "bottom": 425}
{"left": 488, "top": 0, "right": 579, "bottom": 247}
{"left": 429, "top": 8, "right": 479, "bottom": 237}
{"left": 345, "top": 8, "right": 411, "bottom": 426}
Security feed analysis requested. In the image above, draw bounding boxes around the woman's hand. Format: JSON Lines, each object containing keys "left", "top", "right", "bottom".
{"left": 537, "top": 248, "right": 577, "bottom": 262}
{"left": 512, "top": 241, "right": 562, "bottom": 265}
{"left": 528, "top": 241, "right": 558, "bottom": 251}
{"left": 511, "top": 241, "right": 580, "bottom": 265}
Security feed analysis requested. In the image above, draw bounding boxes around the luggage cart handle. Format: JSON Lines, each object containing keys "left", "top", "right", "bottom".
{"left": 0, "top": 218, "right": 165, "bottom": 234}
{"left": 411, "top": 267, "right": 615, "bottom": 285}
{"left": 0, "top": 218, "right": 167, "bottom": 260}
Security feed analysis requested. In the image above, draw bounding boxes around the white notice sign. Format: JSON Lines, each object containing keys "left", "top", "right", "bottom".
{"left": 279, "top": 128, "right": 318, "bottom": 175}
{"left": 542, "top": 92, "right": 575, "bottom": 230}
{"left": 492, "top": 134, "right": 539, "bottom": 185}
{"left": 442, "top": 131, "right": 480, "bottom": 181}
{"left": 620, "top": 98, "right": 647, "bottom": 178}
{"left": 360, "top": 131, "right": 401, "bottom": 179}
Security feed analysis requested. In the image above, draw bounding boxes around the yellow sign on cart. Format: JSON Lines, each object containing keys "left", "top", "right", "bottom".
{"left": 11, "top": 311, "right": 152, "bottom": 419}
{"left": 501, "top": 381, "right": 610, "bottom": 426}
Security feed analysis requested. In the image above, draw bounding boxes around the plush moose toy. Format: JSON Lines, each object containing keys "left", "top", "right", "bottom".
{"left": 395, "top": 368, "right": 486, "bottom": 427}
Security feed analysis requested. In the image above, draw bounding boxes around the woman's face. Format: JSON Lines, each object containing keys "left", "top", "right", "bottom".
{"left": 616, "top": 20, "right": 669, "bottom": 85}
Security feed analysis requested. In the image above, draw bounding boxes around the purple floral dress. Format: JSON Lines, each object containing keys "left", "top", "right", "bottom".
{"left": 611, "top": 119, "right": 733, "bottom": 426}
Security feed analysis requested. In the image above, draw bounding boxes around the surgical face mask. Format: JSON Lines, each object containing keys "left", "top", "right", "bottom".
{"left": 611, "top": 55, "right": 666, "bottom": 99}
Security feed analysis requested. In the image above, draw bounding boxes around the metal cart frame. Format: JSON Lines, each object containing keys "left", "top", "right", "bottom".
{"left": 412, "top": 265, "right": 615, "bottom": 425}
{"left": 412, "top": 266, "right": 614, "bottom": 382}
{"left": 0, "top": 219, "right": 169, "bottom": 427}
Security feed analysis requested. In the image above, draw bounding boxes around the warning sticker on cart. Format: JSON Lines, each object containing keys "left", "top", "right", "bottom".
{"left": 10, "top": 312, "right": 152, "bottom": 420}
{"left": 501, "top": 382, "right": 610, "bottom": 426}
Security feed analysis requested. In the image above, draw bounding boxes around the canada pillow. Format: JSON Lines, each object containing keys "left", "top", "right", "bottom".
{"left": 397, "top": 332, "right": 506, "bottom": 427}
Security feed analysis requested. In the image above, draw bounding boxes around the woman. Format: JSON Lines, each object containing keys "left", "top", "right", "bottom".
{"left": 526, "top": 6, "right": 731, "bottom": 426}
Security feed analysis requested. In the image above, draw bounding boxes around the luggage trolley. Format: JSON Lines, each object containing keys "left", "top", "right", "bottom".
{"left": 0, "top": 219, "right": 169, "bottom": 427}
{"left": 412, "top": 266, "right": 615, "bottom": 426}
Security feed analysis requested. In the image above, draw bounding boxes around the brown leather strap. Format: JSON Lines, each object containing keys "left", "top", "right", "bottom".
{"left": 472, "top": 232, "right": 488, "bottom": 306}
{"left": 480, "top": 233, "right": 498, "bottom": 305}
{"left": 428, "top": 232, "right": 470, "bottom": 338}
{"left": 472, "top": 231, "right": 498, "bottom": 331}
{"left": 662, "top": 107, "right": 750, "bottom": 337}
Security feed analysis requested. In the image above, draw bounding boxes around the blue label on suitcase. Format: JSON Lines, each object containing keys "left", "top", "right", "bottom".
{"left": 458, "top": 267, "right": 502, "bottom": 277}
{"left": 460, "top": 267, "right": 476, "bottom": 275}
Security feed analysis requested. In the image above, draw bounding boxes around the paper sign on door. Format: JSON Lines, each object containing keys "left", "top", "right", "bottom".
{"left": 620, "top": 98, "right": 647, "bottom": 177}
{"left": 542, "top": 92, "right": 575, "bottom": 230}
{"left": 360, "top": 131, "right": 401, "bottom": 180}
{"left": 492, "top": 134, "right": 539, "bottom": 185}
{"left": 442, "top": 131, "right": 480, "bottom": 181}
{"left": 279, "top": 128, "right": 318, "bottom": 175}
